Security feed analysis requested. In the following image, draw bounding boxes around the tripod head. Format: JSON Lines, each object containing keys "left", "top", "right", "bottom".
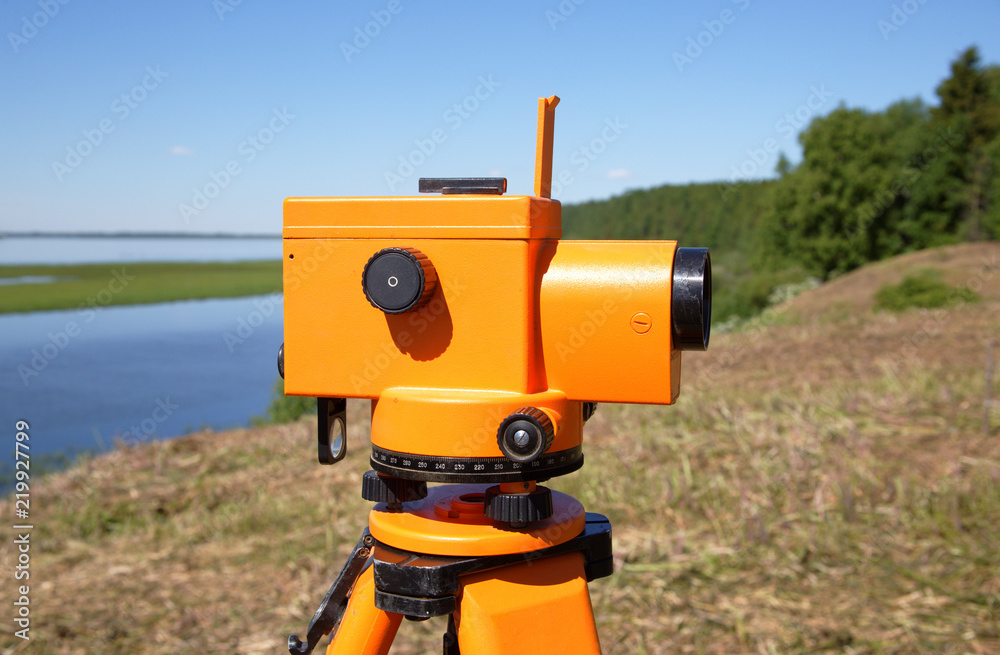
{"left": 279, "top": 96, "right": 710, "bottom": 515}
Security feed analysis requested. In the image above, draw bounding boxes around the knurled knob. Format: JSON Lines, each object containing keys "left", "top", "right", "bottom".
{"left": 362, "top": 247, "right": 438, "bottom": 314}
{"left": 496, "top": 407, "right": 555, "bottom": 464}
{"left": 483, "top": 485, "right": 553, "bottom": 523}
{"left": 361, "top": 470, "right": 428, "bottom": 504}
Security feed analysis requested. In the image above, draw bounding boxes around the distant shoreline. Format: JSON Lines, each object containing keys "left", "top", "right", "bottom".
{"left": 0, "top": 260, "right": 282, "bottom": 314}
{"left": 0, "top": 231, "right": 280, "bottom": 239}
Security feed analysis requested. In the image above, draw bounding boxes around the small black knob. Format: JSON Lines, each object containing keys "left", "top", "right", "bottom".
{"left": 362, "top": 247, "right": 438, "bottom": 314}
{"left": 582, "top": 402, "right": 598, "bottom": 423}
{"left": 277, "top": 343, "right": 284, "bottom": 379}
{"left": 361, "top": 470, "right": 427, "bottom": 504}
{"left": 484, "top": 485, "right": 553, "bottom": 523}
{"left": 497, "top": 407, "right": 554, "bottom": 464}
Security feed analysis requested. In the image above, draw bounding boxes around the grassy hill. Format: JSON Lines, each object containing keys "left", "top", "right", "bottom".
{"left": 2, "top": 243, "right": 998, "bottom": 654}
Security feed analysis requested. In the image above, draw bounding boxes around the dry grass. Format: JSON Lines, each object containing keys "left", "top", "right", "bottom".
{"left": 2, "top": 243, "right": 999, "bottom": 654}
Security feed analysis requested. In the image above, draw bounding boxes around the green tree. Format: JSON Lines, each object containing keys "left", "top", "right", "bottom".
{"left": 984, "top": 130, "right": 1000, "bottom": 239}
{"left": 933, "top": 47, "right": 1000, "bottom": 148}
{"left": 758, "top": 46, "right": 1000, "bottom": 278}
{"left": 757, "top": 100, "right": 929, "bottom": 277}
{"left": 927, "top": 47, "right": 1000, "bottom": 240}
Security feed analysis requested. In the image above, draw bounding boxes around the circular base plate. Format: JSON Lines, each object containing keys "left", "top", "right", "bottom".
{"left": 369, "top": 484, "right": 585, "bottom": 557}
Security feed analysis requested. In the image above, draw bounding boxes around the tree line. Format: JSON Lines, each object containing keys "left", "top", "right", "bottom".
{"left": 760, "top": 46, "right": 1000, "bottom": 277}
{"left": 563, "top": 46, "right": 999, "bottom": 315}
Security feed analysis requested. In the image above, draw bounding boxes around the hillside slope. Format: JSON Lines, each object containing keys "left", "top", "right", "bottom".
{"left": 2, "top": 244, "right": 998, "bottom": 654}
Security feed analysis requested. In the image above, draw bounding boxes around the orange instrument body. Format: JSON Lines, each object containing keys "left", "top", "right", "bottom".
{"left": 282, "top": 99, "right": 691, "bottom": 475}
{"left": 281, "top": 96, "right": 710, "bottom": 655}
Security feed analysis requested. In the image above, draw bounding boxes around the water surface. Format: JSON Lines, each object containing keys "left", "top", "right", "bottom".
{"left": 1, "top": 295, "right": 285, "bottom": 459}
{"left": 0, "top": 235, "right": 280, "bottom": 265}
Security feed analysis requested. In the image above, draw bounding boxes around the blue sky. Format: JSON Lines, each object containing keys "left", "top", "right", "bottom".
{"left": 1, "top": 0, "right": 997, "bottom": 235}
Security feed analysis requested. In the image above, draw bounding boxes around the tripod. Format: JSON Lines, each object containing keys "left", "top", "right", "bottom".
{"left": 289, "top": 477, "right": 613, "bottom": 654}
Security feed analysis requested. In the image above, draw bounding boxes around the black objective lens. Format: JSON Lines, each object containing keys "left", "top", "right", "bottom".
{"left": 671, "top": 247, "right": 711, "bottom": 351}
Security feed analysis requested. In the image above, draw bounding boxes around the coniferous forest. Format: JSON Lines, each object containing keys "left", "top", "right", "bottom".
{"left": 563, "top": 47, "right": 1000, "bottom": 322}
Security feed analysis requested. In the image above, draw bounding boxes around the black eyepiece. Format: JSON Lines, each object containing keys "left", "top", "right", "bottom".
{"left": 671, "top": 248, "right": 711, "bottom": 351}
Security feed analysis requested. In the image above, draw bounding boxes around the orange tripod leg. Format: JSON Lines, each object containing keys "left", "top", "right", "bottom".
{"left": 325, "top": 566, "right": 403, "bottom": 655}
{"left": 455, "top": 552, "right": 602, "bottom": 654}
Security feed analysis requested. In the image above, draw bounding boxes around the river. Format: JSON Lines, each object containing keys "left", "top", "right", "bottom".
{"left": 0, "top": 235, "right": 280, "bottom": 264}
{"left": 1, "top": 237, "right": 287, "bottom": 469}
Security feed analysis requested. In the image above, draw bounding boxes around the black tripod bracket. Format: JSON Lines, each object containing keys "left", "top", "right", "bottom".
{"left": 289, "top": 514, "right": 613, "bottom": 653}
{"left": 287, "top": 530, "right": 375, "bottom": 655}
{"left": 373, "top": 512, "right": 613, "bottom": 619}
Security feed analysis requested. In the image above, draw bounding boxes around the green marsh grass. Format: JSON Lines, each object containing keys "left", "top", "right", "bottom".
{"left": 0, "top": 260, "right": 281, "bottom": 314}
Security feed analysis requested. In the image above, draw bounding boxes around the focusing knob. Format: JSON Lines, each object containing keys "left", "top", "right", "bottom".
{"left": 483, "top": 485, "right": 553, "bottom": 523}
{"left": 362, "top": 247, "right": 438, "bottom": 314}
{"left": 361, "top": 470, "right": 428, "bottom": 504}
{"left": 497, "top": 407, "right": 555, "bottom": 464}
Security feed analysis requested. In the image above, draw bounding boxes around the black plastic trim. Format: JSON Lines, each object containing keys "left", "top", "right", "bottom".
{"left": 370, "top": 444, "right": 583, "bottom": 483}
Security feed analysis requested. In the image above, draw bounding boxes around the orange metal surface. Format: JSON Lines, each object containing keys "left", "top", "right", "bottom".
{"left": 534, "top": 95, "right": 560, "bottom": 198}
{"left": 539, "top": 240, "right": 682, "bottom": 404}
{"left": 370, "top": 388, "right": 578, "bottom": 459}
{"left": 283, "top": 237, "right": 548, "bottom": 399}
{"left": 283, "top": 195, "right": 561, "bottom": 240}
{"left": 324, "top": 566, "right": 402, "bottom": 655}
{"left": 455, "top": 552, "right": 601, "bottom": 654}
{"left": 368, "top": 484, "right": 585, "bottom": 556}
